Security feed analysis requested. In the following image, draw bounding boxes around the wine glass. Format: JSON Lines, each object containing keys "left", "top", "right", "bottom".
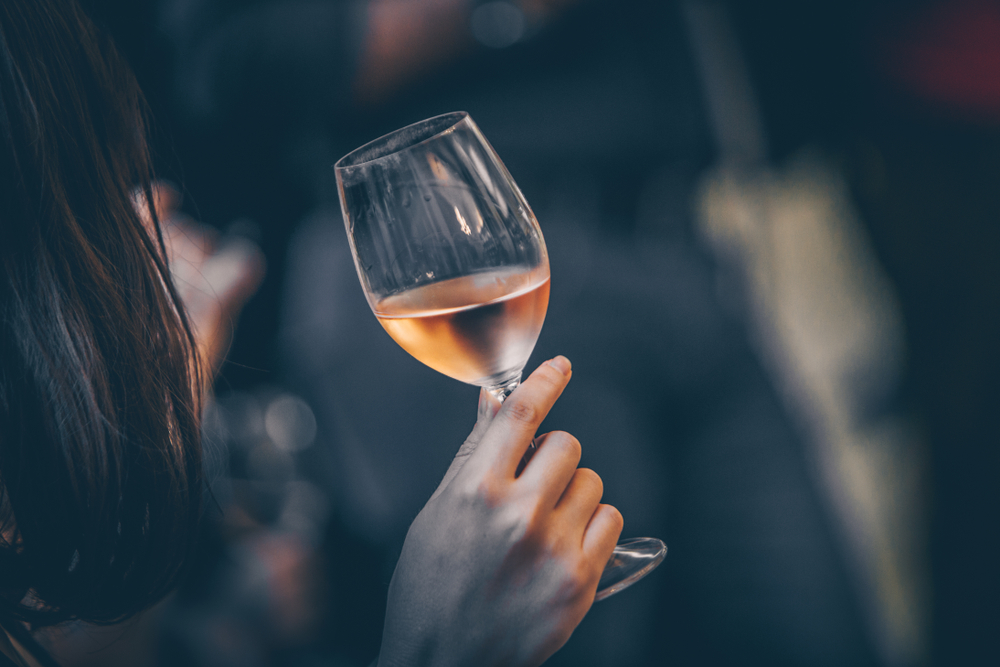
{"left": 335, "top": 111, "right": 665, "bottom": 600}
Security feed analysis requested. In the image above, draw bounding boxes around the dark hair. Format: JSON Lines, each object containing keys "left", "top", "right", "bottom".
{"left": 0, "top": 0, "right": 203, "bottom": 626}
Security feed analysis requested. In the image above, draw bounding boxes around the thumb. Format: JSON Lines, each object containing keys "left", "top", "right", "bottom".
{"left": 430, "top": 389, "right": 502, "bottom": 500}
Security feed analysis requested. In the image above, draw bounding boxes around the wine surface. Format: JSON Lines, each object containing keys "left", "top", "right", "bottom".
{"left": 374, "top": 266, "right": 550, "bottom": 386}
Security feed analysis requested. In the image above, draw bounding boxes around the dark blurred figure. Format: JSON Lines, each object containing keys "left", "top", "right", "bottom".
{"left": 729, "top": 1, "right": 1000, "bottom": 663}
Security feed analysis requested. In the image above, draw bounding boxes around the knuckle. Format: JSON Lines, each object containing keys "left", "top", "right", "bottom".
{"left": 503, "top": 400, "right": 538, "bottom": 426}
{"left": 576, "top": 468, "right": 603, "bottom": 496}
{"left": 461, "top": 475, "right": 504, "bottom": 508}
{"left": 454, "top": 438, "right": 478, "bottom": 460}
{"left": 602, "top": 504, "right": 624, "bottom": 532}
{"left": 548, "top": 431, "right": 581, "bottom": 462}
{"left": 501, "top": 503, "right": 545, "bottom": 552}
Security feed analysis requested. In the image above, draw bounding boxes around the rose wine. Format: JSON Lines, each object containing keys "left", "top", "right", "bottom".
{"left": 374, "top": 266, "right": 550, "bottom": 387}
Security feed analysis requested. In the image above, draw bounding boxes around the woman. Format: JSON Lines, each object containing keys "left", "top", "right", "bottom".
{"left": 0, "top": 1, "right": 622, "bottom": 665}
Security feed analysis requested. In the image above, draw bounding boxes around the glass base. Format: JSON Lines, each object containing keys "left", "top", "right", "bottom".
{"left": 595, "top": 537, "right": 667, "bottom": 601}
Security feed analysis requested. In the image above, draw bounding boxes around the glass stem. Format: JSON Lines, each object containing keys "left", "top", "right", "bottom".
{"left": 485, "top": 374, "right": 522, "bottom": 404}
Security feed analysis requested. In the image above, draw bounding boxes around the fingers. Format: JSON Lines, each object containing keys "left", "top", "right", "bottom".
{"left": 582, "top": 504, "right": 623, "bottom": 566}
{"left": 553, "top": 468, "right": 604, "bottom": 541}
{"left": 468, "top": 356, "right": 572, "bottom": 479}
{"left": 516, "top": 431, "right": 581, "bottom": 509}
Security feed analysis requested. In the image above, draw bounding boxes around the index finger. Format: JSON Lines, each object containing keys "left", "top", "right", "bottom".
{"left": 465, "top": 356, "right": 573, "bottom": 480}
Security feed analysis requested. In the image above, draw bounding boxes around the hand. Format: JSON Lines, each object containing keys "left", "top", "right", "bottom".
{"left": 378, "top": 357, "right": 623, "bottom": 667}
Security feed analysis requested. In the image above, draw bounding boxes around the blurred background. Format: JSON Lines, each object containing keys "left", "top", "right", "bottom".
{"left": 66, "top": 0, "right": 998, "bottom": 665}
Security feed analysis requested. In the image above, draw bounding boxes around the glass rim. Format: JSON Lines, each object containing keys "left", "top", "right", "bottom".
{"left": 335, "top": 111, "right": 470, "bottom": 171}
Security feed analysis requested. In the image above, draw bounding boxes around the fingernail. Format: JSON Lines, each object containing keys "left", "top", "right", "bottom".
{"left": 547, "top": 355, "right": 572, "bottom": 376}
